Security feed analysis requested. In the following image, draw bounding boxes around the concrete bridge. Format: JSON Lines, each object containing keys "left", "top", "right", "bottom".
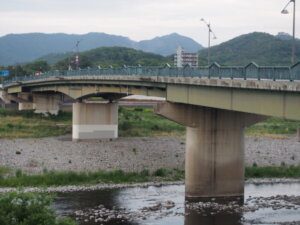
{"left": 1, "top": 62, "right": 300, "bottom": 201}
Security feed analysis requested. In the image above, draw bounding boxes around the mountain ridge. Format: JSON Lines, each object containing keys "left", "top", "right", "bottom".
{"left": 0, "top": 32, "right": 203, "bottom": 66}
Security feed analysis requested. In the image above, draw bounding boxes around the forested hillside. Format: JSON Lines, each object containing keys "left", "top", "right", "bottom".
{"left": 198, "top": 32, "right": 300, "bottom": 66}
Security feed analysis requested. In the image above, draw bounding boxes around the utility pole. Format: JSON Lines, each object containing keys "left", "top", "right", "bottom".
{"left": 281, "top": 0, "right": 297, "bottom": 64}
{"left": 200, "top": 18, "right": 217, "bottom": 66}
{"left": 75, "top": 39, "right": 82, "bottom": 70}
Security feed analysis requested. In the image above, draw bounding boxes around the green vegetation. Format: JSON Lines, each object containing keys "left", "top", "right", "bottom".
{"left": 1, "top": 47, "right": 173, "bottom": 79}
{"left": 245, "top": 117, "right": 300, "bottom": 136}
{"left": 119, "top": 107, "right": 184, "bottom": 137}
{"left": 0, "top": 192, "right": 76, "bottom": 225}
{"left": 245, "top": 165, "right": 300, "bottom": 178}
{"left": 0, "top": 109, "right": 71, "bottom": 138}
{"left": 0, "top": 107, "right": 184, "bottom": 138}
{"left": 2, "top": 32, "right": 300, "bottom": 80}
{"left": 0, "top": 107, "right": 299, "bottom": 139}
{"left": 0, "top": 166, "right": 299, "bottom": 188}
{"left": 198, "top": 32, "right": 300, "bottom": 66}
{"left": 0, "top": 169, "right": 184, "bottom": 187}
{"left": 0, "top": 166, "right": 11, "bottom": 177}
{"left": 1, "top": 61, "right": 51, "bottom": 78}
{"left": 53, "top": 47, "right": 172, "bottom": 70}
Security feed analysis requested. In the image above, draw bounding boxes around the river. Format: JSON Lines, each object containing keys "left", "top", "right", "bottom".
{"left": 53, "top": 182, "right": 300, "bottom": 225}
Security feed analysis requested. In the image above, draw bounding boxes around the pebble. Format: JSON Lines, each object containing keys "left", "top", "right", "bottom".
{"left": 71, "top": 194, "right": 300, "bottom": 224}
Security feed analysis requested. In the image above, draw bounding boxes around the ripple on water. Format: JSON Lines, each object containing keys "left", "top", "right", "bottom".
{"left": 53, "top": 182, "right": 300, "bottom": 225}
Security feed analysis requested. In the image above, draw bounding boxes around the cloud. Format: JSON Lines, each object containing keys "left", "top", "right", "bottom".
{"left": 0, "top": 0, "right": 299, "bottom": 46}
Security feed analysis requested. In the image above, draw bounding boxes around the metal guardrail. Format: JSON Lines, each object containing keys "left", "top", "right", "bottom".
{"left": 3, "top": 62, "right": 300, "bottom": 86}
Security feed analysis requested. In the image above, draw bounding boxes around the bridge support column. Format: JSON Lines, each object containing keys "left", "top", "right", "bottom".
{"left": 72, "top": 102, "right": 118, "bottom": 141}
{"left": 17, "top": 93, "right": 33, "bottom": 111}
{"left": 33, "top": 94, "right": 61, "bottom": 115}
{"left": 155, "top": 102, "right": 267, "bottom": 200}
{"left": 17, "top": 93, "right": 61, "bottom": 115}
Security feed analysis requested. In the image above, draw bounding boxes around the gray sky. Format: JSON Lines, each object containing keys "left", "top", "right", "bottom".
{"left": 0, "top": 0, "right": 299, "bottom": 46}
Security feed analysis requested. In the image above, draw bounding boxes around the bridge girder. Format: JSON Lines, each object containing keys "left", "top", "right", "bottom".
{"left": 3, "top": 76, "right": 300, "bottom": 120}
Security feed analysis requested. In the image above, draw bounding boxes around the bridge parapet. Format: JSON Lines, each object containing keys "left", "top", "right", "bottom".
{"left": 3, "top": 62, "right": 300, "bottom": 87}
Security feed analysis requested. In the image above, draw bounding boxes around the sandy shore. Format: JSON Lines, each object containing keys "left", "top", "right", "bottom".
{"left": 0, "top": 135, "right": 299, "bottom": 174}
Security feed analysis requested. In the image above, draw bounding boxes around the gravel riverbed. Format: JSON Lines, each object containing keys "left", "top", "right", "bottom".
{"left": 0, "top": 135, "right": 299, "bottom": 174}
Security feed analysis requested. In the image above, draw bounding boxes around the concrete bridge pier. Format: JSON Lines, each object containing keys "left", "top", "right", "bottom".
{"left": 72, "top": 102, "right": 118, "bottom": 141}
{"left": 33, "top": 94, "right": 61, "bottom": 115}
{"left": 17, "top": 93, "right": 61, "bottom": 115}
{"left": 18, "top": 93, "right": 34, "bottom": 111}
{"left": 155, "top": 102, "right": 266, "bottom": 200}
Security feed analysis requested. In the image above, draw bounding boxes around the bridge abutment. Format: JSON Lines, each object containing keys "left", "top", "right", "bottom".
{"left": 72, "top": 102, "right": 118, "bottom": 141}
{"left": 155, "top": 102, "right": 266, "bottom": 200}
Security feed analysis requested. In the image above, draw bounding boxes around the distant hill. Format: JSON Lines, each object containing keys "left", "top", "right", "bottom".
{"left": 136, "top": 33, "right": 202, "bottom": 56}
{"left": 38, "top": 52, "right": 74, "bottom": 65}
{"left": 1, "top": 47, "right": 173, "bottom": 77}
{"left": 0, "top": 32, "right": 202, "bottom": 66}
{"left": 198, "top": 32, "right": 300, "bottom": 66}
{"left": 53, "top": 47, "right": 172, "bottom": 70}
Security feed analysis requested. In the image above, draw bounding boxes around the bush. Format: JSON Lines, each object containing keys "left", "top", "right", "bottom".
{"left": 245, "top": 165, "right": 300, "bottom": 178}
{"left": 153, "top": 168, "right": 169, "bottom": 177}
{"left": 119, "top": 121, "right": 132, "bottom": 130}
{"left": 0, "top": 192, "right": 76, "bottom": 225}
{"left": 134, "top": 107, "right": 144, "bottom": 112}
{"left": 140, "top": 169, "right": 150, "bottom": 177}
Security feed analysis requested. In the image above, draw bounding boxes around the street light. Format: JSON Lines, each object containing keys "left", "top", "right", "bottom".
{"left": 75, "top": 39, "right": 83, "bottom": 70}
{"left": 281, "top": 0, "right": 296, "bottom": 65}
{"left": 201, "top": 18, "right": 217, "bottom": 66}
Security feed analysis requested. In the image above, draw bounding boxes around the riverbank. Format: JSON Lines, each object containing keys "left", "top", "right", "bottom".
{"left": 0, "top": 135, "right": 299, "bottom": 175}
{"left": 0, "top": 178, "right": 299, "bottom": 194}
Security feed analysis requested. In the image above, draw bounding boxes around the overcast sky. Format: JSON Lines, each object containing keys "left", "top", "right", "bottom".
{"left": 0, "top": 0, "right": 299, "bottom": 46}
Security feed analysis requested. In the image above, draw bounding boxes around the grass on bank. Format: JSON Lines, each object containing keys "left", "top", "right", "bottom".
{"left": 245, "top": 117, "right": 300, "bottom": 137}
{"left": 0, "top": 166, "right": 299, "bottom": 188}
{"left": 0, "top": 107, "right": 185, "bottom": 138}
{"left": 245, "top": 165, "right": 300, "bottom": 178}
{"left": 0, "top": 107, "right": 299, "bottom": 138}
{"left": 118, "top": 107, "right": 185, "bottom": 137}
{"left": 0, "top": 168, "right": 184, "bottom": 187}
{"left": 0, "top": 109, "right": 72, "bottom": 138}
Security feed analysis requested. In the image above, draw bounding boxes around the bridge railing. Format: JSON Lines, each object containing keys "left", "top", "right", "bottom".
{"left": 3, "top": 62, "right": 300, "bottom": 86}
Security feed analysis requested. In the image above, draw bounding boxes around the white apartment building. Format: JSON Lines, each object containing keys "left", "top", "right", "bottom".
{"left": 174, "top": 46, "right": 198, "bottom": 67}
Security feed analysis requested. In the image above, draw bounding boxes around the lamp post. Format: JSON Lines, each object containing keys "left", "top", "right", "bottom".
{"left": 75, "top": 39, "right": 82, "bottom": 70}
{"left": 201, "top": 18, "right": 217, "bottom": 66}
{"left": 281, "top": 0, "right": 296, "bottom": 65}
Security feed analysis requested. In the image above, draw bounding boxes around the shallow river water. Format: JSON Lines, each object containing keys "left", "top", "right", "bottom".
{"left": 53, "top": 183, "right": 300, "bottom": 225}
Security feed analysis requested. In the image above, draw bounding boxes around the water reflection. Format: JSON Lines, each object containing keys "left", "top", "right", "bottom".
{"left": 185, "top": 207, "right": 243, "bottom": 225}
{"left": 184, "top": 197, "right": 244, "bottom": 225}
{"left": 52, "top": 183, "right": 300, "bottom": 225}
{"left": 54, "top": 189, "right": 117, "bottom": 216}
